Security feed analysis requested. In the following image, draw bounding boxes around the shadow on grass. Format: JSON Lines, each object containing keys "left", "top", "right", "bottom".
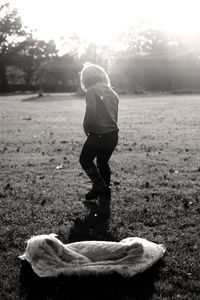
{"left": 19, "top": 260, "right": 163, "bottom": 300}
{"left": 19, "top": 196, "right": 164, "bottom": 300}
{"left": 67, "top": 196, "right": 113, "bottom": 242}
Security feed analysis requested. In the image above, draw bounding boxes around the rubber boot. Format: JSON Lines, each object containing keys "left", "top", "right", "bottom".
{"left": 97, "top": 163, "right": 111, "bottom": 197}
{"left": 84, "top": 166, "right": 110, "bottom": 200}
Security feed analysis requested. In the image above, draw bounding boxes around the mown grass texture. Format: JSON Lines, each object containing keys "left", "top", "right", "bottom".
{"left": 0, "top": 94, "right": 200, "bottom": 300}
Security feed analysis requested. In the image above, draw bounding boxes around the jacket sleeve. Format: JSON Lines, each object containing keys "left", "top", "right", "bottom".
{"left": 83, "top": 88, "right": 97, "bottom": 135}
{"left": 112, "top": 90, "right": 119, "bottom": 123}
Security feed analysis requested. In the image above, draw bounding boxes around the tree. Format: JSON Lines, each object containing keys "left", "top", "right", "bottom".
{"left": 0, "top": 3, "right": 58, "bottom": 93}
{"left": 0, "top": 2, "right": 26, "bottom": 91}
{"left": 14, "top": 37, "right": 58, "bottom": 90}
{"left": 118, "top": 22, "right": 180, "bottom": 54}
{"left": 112, "top": 22, "right": 200, "bottom": 93}
{"left": 45, "top": 53, "right": 80, "bottom": 92}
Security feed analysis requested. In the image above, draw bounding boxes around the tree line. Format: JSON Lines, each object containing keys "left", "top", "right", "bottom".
{"left": 1, "top": 3, "right": 200, "bottom": 94}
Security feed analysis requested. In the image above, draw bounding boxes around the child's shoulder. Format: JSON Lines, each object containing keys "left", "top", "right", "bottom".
{"left": 87, "top": 85, "right": 97, "bottom": 92}
{"left": 85, "top": 86, "right": 97, "bottom": 100}
{"left": 86, "top": 83, "right": 103, "bottom": 97}
{"left": 88, "top": 82, "right": 102, "bottom": 91}
{"left": 87, "top": 83, "right": 119, "bottom": 101}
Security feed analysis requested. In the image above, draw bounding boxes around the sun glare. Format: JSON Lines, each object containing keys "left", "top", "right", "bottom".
{"left": 9, "top": 0, "right": 200, "bottom": 49}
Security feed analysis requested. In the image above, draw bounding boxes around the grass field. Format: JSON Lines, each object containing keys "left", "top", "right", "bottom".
{"left": 0, "top": 93, "right": 200, "bottom": 300}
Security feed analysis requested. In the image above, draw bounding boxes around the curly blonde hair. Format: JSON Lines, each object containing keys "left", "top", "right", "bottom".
{"left": 80, "top": 62, "right": 111, "bottom": 92}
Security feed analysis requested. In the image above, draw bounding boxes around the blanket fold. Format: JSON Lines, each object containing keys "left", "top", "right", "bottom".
{"left": 19, "top": 234, "right": 166, "bottom": 278}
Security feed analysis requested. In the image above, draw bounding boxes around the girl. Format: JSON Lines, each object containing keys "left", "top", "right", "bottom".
{"left": 79, "top": 62, "right": 119, "bottom": 200}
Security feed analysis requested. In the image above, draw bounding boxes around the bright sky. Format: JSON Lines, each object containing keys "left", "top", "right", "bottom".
{"left": 8, "top": 0, "right": 200, "bottom": 49}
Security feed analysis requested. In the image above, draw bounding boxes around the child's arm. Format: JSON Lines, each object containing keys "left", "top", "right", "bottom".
{"left": 83, "top": 87, "right": 97, "bottom": 135}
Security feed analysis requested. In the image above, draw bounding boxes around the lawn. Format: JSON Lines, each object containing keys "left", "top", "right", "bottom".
{"left": 0, "top": 93, "right": 200, "bottom": 300}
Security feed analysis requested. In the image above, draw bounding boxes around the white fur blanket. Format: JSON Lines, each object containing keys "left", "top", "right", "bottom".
{"left": 19, "top": 234, "right": 166, "bottom": 278}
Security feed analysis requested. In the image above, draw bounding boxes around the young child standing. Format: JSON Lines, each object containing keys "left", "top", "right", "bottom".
{"left": 79, "top": 62, "right": 119, "bottom": 200}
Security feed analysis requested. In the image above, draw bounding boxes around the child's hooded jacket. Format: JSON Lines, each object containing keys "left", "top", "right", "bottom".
{"left": 83, "top": 83, "right": 119, "bottom": 135}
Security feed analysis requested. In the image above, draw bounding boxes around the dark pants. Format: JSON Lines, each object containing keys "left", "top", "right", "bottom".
{"left": 79, "top": 130, "right": 118, "bottom": 187}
